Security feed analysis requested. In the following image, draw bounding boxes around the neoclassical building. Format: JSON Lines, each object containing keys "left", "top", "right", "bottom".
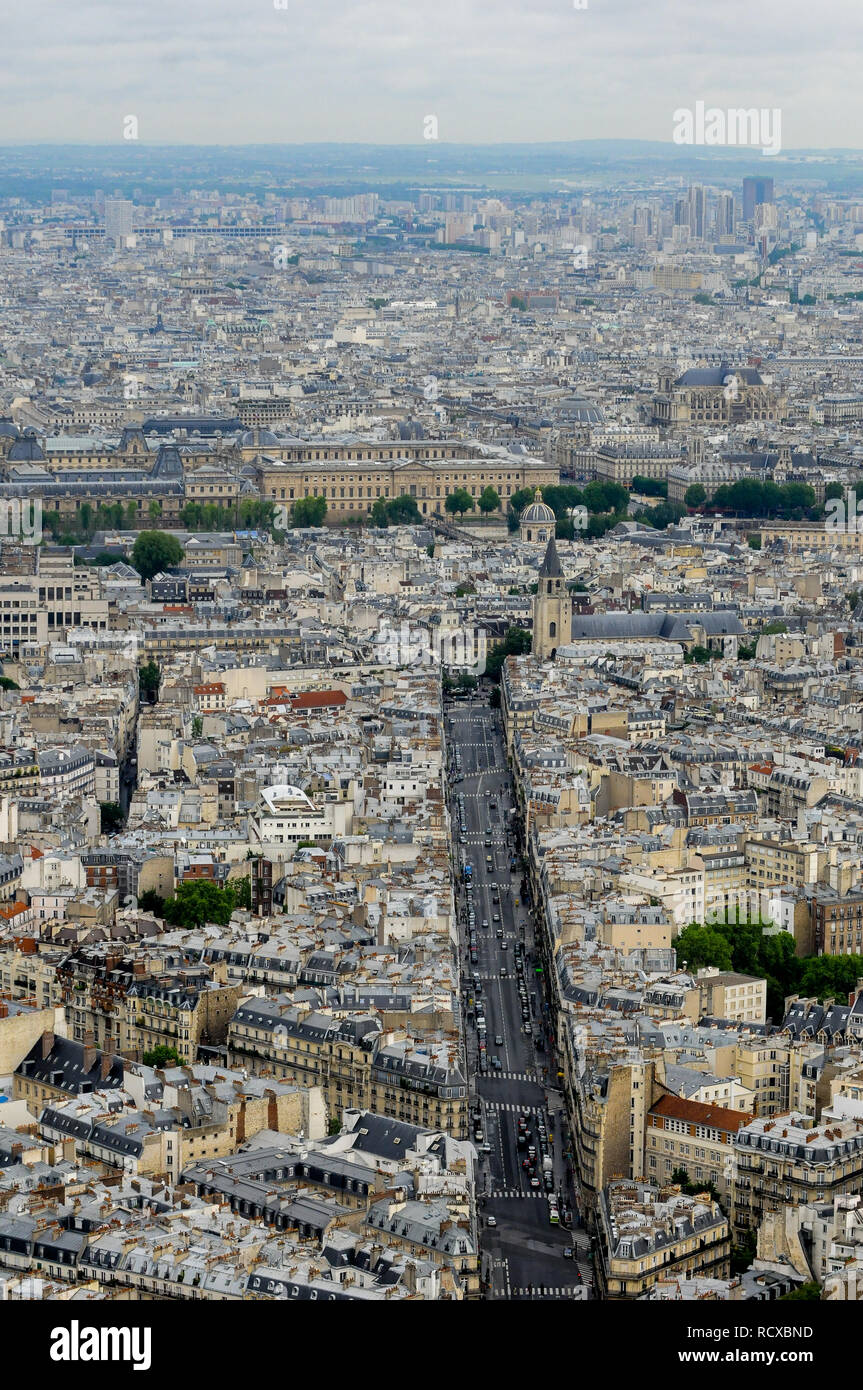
{"left": 252, "top": 444, "right": 557, "bottom": 520}
{"left": 519, "top": 489, "right": 556, "bottom": 544}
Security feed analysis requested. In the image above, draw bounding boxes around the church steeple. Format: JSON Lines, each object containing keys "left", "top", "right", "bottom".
{"left": 538, "top": 534, "right": 563, "bottom": 579}
{"left": 533, "top": 537, "right": 571, "bottom": 660}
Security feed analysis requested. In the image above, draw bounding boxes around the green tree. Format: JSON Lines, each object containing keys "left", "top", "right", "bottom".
{"left": 232, "top": 875, "right": 252, "bottom": 910}
{"left": 799, "top": 954, "right": 863, "bottom": 1001}
{"left": 138, "top": 890, "right": 165, "bottom": 915}
{"left": 148, "top": 499, "right": 163, "bottom": 522}
{"left": 731, "top": 1230, "right": 757, "bottom": 1275}
{"left": 191, "top": 716, "right": 203, "bottom": 737}
{"left": 684, "top": 645, "right": 712, "bottom": 664}
{"left": 139, "top": 661, "right": 161, "bottom": 701}
{"left": 684, "top": 483, "right": 707, "bottom": 508}
{"left": 582, "top": 480, "right": 629, "bottom": 515}
{"left": 131, "top": 530, "right": 184, "bottom": 581}
{"left": 780, "top": 1282, "right": 821, "bottom": 1301}
{"left": 542, "top": 484, "right": 585, "bottom": 516}
{"left": 373, "top": 494, "right": 421, "bottom": 527}
{"left": 508, "top": 487, "right": 536, "bottom": 531}
{"left": 632, "top": 476, "right": 667, "bottom": 498}
{"left": 143, "top": 1045, "right": 181, "bottom": 1068}
{"left": 446, "top": 488, "right": 475, "bottom": 517}
{"left": 484, "top": 626, "right": 532, "bottom": 682}
{"left": 825, "top": 482, "right": 845, "bottom": 502}
{"left": 0, "top": 676, "right": 19, "bottom": 691}
{"left": 290, "top": 495, "right": 327, "bottom": 528}
{"left": 671, "top": 923, "right": 734, "bottom": 973}
{"left": 99, "top": 801, "right": 124, "bottom": 834}
{"left": 162, "top": 879, "right": 240, "bottom": 929}
{"left": 479, "top": 486, "right": 500, "bottom": 514}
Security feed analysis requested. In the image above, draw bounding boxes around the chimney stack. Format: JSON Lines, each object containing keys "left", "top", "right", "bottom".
{"left": 40, "top": 1030, "right": 55, "bottom": 1060}
{"left": 100, "top": 1051, "right": 114, "bottom": 1083}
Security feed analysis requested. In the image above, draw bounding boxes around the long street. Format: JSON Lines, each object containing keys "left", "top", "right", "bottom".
{"left": 445, "top": 693, "right": 592, "bottom": 1300}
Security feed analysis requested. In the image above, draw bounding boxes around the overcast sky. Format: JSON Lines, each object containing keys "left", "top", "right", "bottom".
{"left": 4, "top": 0, "right": 862, "bottom": 148}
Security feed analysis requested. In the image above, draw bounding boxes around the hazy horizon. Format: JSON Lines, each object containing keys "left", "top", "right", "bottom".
{"left": 5, "top": 0, "right": 863, "bottom": 149}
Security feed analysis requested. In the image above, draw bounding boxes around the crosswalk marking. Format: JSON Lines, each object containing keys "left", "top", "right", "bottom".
{"left": 489, "top": 1188, "right": 547, "bottom": 1199}
{"left": 483, "top": 1070, "right": 537, "bottom": 1082}
{"left": 483, "top": 1101, "right": 544, "bottom": 1114}
{"left": 510, "top": 1286, "right": 584, "bottom": 1298}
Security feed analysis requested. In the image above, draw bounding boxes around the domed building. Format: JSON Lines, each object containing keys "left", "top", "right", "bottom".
{"left": 519, "top": 488, "right": 556, "bottom": 544}
{"left": 239, "top": 427, "right": 280, "bottom": 450}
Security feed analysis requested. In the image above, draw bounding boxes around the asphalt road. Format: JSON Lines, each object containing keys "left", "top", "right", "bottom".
{"left": 445, "top": 695, "right": 592, "bottom": 1300}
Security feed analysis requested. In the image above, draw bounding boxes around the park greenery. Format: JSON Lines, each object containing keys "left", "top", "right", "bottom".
{"left": 672, "top": 916, "right": 863, "bottom": 1021}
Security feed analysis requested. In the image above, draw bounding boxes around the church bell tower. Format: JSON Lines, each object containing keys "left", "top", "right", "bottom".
{"left": 533, "top": 536, "right": 571, "bottom": 660}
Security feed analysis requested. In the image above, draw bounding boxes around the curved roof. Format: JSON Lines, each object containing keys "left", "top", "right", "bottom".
{"left": 559, "top": 395, "right": 604, "bottom": 424}
{"left": 7, "top": 431, "right": 44, "bottom": 462}
{"left": 239, "top": 427, "right": 280, "bottom": 447}
{"left": 520, "top": 488, "right": 555, "bottom": 524}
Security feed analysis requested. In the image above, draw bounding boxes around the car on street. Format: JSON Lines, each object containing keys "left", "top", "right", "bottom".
{"left": 563, "top": 1247, "right": 573, "bottom": 1259}
{"left": 491, "top": 1057, "right": 502, "bottom": 1070}
{"left": 486, "top": 1215, "right": 497, "bottom": 1227}
{"left": 529, "top": 1176, "right": 540, "bottom": 1188}
{"left": 495, "top": 1034, "right": 503, "bottom": 1046}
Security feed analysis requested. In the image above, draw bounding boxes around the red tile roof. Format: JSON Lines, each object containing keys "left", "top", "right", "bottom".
{"left": 649, "top": 1094, "right": 751, "bottom": 1132}
{"left": 290, "top": 689, "right": 347, "bottom": 710}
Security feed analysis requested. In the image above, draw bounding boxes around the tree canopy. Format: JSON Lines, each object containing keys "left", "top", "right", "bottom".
{"left": 445, "top": 488, "right": 475, "bottom": 516}
{"left": 672, "top": 916, "right": 863, "bottom": 1022}
{"left": 484, "top": 626, "right": 532, "bottom": 681}
{"left": 131, "top": 530, "right": 184, "bottom": 581}
{"left": 161, "top": 877, "right": 249, "bottom": 929}
{"left": 290, "top": 495, "right": 327, "bottom": 528}
{"left": 370, "top": 494, "right": 421, "bottom": 527}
